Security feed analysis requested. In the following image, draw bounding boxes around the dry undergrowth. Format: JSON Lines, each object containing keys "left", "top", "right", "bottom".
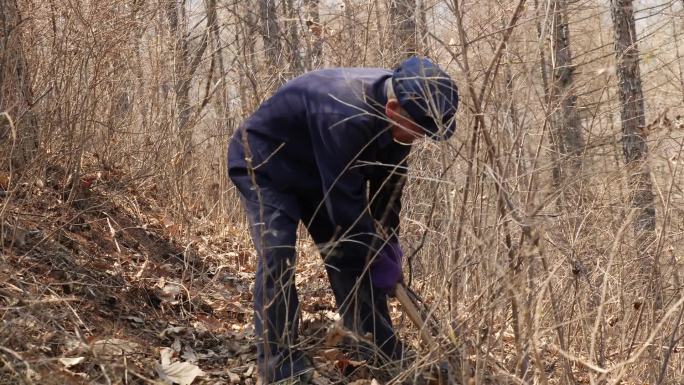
{"left": 0, "top": 167, "right": 259, "bottom": 384}
{"left": 0, "top": 163, "right": 445, "bottom": 385}
{"left": 3, "top": 153, "right": 683, "bottom": 385}
{"left": 2, "top": 0, "right": 684, "bottom": 384}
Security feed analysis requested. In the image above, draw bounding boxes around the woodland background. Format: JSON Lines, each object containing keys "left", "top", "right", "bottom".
{"left": 2, "top": 0, "right": 684, "bottom": 384}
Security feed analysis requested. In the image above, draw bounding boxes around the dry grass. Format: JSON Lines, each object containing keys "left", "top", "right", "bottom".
{"left": 2, "top": 0, "right": 684, "bottom": 384}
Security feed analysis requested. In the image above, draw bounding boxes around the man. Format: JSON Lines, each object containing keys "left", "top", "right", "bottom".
{"left": 228, "top": 56, "right": 458, "bottom": 383}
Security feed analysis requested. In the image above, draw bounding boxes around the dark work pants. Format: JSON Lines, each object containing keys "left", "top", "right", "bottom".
{"left": 230, "top": 170, "right": 401, "bottom": 383}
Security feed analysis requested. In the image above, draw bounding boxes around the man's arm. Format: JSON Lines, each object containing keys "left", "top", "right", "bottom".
{"left": 369, "top": 146, "right": 410, "bottom": 241}
{"left": 309, "top": 113, "right": 382, "bottom": 259}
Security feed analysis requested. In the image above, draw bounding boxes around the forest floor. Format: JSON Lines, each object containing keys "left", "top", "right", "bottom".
{"left": 0, "top": 170, "right": 429, "bottom": 385}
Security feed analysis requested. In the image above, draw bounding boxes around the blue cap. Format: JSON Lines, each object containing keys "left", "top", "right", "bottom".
{"left": 392, "top": 57, "right": 459, "bottom": 141}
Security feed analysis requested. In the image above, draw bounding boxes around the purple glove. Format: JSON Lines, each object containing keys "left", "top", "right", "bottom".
{"left": 370, "top": 241, "right": 403, "bottom": 295}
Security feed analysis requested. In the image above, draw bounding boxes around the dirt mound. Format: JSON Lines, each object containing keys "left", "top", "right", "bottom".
{"left": 1, "top": 174, "right": 256, "bottom": 384}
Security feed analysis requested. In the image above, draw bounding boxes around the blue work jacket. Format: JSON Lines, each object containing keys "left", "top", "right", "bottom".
{"left": 228, "top": 68, "right": 410, "bottom": 249}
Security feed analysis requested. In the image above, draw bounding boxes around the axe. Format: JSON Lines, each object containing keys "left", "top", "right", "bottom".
{"left": 394, "top": 283, "right": 438, "bottom": 350}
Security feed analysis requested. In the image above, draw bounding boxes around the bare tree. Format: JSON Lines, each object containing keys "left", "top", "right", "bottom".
{"left": 164, "top": 0, "right": 214, "bottom": 218}
{"left": 671, "top": 2, "right": 684, "bottom": 103}
{"left": 165, "top": 0, "right": 211, "bottom": 159}
{"left": 534, "top": 0, "right": 551, "bottom": 101}
{"left": 389, "top": 0, "right": 418, "bottom": 61}
{"left": 165, "top": 0, "right": 191, "bottom": 150}
{"left": 259, "top": 0, "right": 284, "bottom": 80}
{"left": 304, "top": 0, "right": 323, "bottom": 69}
{"left": 609, "top": 0, "right": 657, "bottom": 276}
{"left": 0, "top": 0, "right": 38, "bottom": 171}
{"left": 417, "top": 0, "right": 430, "bottom": 55}
{"left": 234, "top": 0, "right": 261, "bottom": 113}
{"left": 284, "top": 0, "right": 303, "bottom": 76}
{"left": 549, "top": 0, "right": 584, "bottom": 198}
{"left": 339, "top": 0, "right": 360, "bottom": 65}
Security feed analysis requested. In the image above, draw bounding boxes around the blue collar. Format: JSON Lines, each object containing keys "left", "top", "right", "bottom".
{"left": 371, "top": 77, "right": 394, "bottom": 149}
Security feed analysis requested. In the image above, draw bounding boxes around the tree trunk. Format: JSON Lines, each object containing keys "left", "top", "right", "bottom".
{"left": 209, "top": 0, "right": 228, "bottom": 117}
{"left": 609, "top": 0, "right": 657, "bottom": 277}
{"left": 164, "top": 0, "right": 212, "bottom": 217}
{"left": 165, "top": 0, "right": 212, "bottom": 156}
{"left": 671, "top": 2, "right": 684, "bottom": 103}
{"left": 340, "top": 0, "right": 359, "bottom": 66}
{"left": 550, "top": 0, "right": 584, "bottom": 197}
{"left": 389, "top": 0, "right": 417, "bottom": 62}
{"left": 236, "top": 0, "right": 260, "bottom": 113}
{"left": 165, "top": 0, "right": 192, "bottom": 161}
{"left": 417, "top": 0, "right": 429, "bottom": 55}
{"left": 304, "top": 0, "right": 323, "bottom": 69}
{"left": 534, "top": 0, "right": 550, "bottom": 101}
{"left": 0, "top": 0, "right": 39, "bottom": 171}
{"left": 259, "top": 0, "right": 283, "bottom": 82}
{"left": 284, "top": 0, "right": 303, "bottom": 77}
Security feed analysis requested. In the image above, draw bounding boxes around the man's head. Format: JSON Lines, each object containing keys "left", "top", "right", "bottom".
{"left": 385, "top": 57, "right": 459, "bottom": 144}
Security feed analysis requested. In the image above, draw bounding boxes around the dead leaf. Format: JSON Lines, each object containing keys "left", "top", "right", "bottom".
{"left": 160, "top": 347, "right": 174, "bottom": 366}
{"left": 320, "top": 348, "right": 344, "bottom": 361}
{"left": 91, "top": 338, "right": 139, "bottom": 357}
{"left": 171, "top": 337, "right": 182, "bottom": 353}
{"left": 244, "top": 364, "right": 254, "bottom": 377}
{"left": 157, "top": 361, "right": 205, "bottom": 385}
{"left": 160, "top": 326, "right": 191, "bottom": 338}
{"left": 181, "top": 346, "right": 198, "bottom": 364}
{"left": 226, "top": 371, "right": 240, "bottom": 383}
{"left": 157, "top": 347, "right": 205, "bottom": 385}
{"left": 25, "top": 367, "right": 41, "bottom": 382}
{"left": 311, "top": 374, "right": 334, "bottom": 385}
{"left": 163, "top": 283, "right": 182, "bottom": 297}
{"left": 0, "top": 172, "right": 9, "bottom": 190}
{"left": 159, "top": 282, "right": 182, "bottom": 304}
{"left": 2, "top": 223, "right": 28, "bottom": 247}
{"left": 58, "top": 357, "right": 85, "bottom": 368}
{"left": 122, "top": 315, "right": 144, "bottom": 324}
{"left": 335, "top": 358, "right": 366, "bottom": 376}
{"left": 325, "top": 320, "right": 356, "bottom": 347}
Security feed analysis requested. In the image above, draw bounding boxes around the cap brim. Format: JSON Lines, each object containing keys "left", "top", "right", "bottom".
{"left": 416, "top": 116, "right": 455, "bottom": 141}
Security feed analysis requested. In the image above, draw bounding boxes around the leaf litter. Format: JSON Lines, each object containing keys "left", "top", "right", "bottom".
{"left": 156, "top": 347, "right": 205, "bottom": 385}
{"left": 0, "top": 167, "right": 433, "bottom": 384}
{"left": 0, "top": 177, "right": 262, "bottom": 384}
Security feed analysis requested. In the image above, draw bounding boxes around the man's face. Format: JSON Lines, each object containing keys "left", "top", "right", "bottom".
{"left": 385, "top": 99, "right": 425, "bottom": 145}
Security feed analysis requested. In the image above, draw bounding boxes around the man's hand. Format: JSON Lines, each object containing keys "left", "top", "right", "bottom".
{"left": 370, "top": 241, "right": 404, "bottom": 295}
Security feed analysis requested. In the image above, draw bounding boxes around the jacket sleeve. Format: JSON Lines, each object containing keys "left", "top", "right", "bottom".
{"left": 369, "top": 145, "right": 409, "bottom": 241}
{"left": 308, "top": 113, "right": 381, "bottom": 256}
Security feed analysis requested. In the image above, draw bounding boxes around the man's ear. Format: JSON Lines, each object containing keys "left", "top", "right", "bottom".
{"left": 385, "top": 99, "right": 401, "bottom": 121}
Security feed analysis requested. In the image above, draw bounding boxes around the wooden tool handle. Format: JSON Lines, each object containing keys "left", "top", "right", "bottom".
{"left": 395, "top": 283, "right": 438, "bottom": 350}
